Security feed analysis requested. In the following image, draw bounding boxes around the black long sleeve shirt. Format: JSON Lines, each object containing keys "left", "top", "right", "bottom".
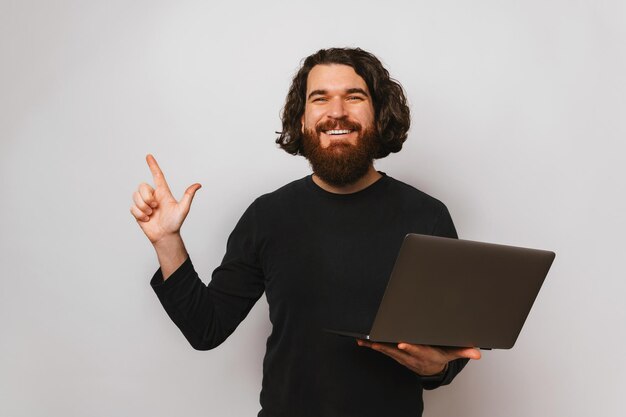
{"left": 151, "top": 173, "right": 468, "bottom": 417}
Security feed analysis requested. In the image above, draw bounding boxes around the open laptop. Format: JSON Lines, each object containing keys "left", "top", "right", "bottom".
{"left": 325, "top": 233, "right": 555, "bottom": 349}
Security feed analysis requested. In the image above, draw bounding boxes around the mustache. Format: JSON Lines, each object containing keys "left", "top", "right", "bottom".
{"left": 315, "top": 119, "right": 362, "bottom": 134}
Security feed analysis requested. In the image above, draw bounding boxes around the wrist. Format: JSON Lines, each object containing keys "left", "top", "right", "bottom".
{"left": 152, "top": 233, "right": 188, "bottom": 280}
{"left": 423, "top": 362, "right": 448, "bottom": 377}
{"left": 152, "top": 232, "right": 183, "bottom": 250}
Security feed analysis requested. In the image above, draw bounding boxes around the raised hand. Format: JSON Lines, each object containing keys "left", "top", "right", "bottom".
{"left": 130, "top": 154, "right": 202, "bottom": 245}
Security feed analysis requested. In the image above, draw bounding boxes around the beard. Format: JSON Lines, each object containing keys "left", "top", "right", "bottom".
{"left": 301, "top": 119, "right": 380, "bottom": 187}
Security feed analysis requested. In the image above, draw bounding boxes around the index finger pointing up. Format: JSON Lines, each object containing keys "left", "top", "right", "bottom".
{"left": 146, "top": 154, "right": 171, "bottom": 192}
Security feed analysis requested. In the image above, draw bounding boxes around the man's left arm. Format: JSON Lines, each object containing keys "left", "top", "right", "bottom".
{"left": 357, "top": 203, "right": 481, "bottom": 388}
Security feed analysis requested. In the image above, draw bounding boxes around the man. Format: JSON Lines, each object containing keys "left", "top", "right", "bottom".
{"left": 130, "top": 48, "right": 481, "bottom": 416}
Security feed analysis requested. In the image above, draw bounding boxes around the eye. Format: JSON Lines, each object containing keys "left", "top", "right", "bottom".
{"left": 312, "top": 97, "right": 327, "bottom": 103}
{"left": 347, "top": 96, "right": 364, "bottom": 102}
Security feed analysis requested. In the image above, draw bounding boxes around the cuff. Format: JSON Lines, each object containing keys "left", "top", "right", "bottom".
{"left": 150, "top": 256, "right": 194, "bottom": 289}
{"left": 420, "top": 362, "right": 448, "bottom": 384}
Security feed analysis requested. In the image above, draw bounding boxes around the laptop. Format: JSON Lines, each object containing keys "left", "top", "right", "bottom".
{"left": 325, "top": 233, "right": 555, "bottom": 349}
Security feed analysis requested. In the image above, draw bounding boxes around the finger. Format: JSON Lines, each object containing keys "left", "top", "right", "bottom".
{"left": 397, "top": 343, "right": 433, "bottom": 357}
{"left": 397, "top": 343, "right": 450, "bottom": 365}
{"left": 369, "top": 343, "right": 413, "bottom": 364}
{"left": 397, "top": 344, "right": 481, "bottom": 361}
{"left": 398, "top": 344, "right": 447, "bottom": 365}
{"left": 429, "top": 345, "right": 482, "bottom": 361}
{"left": 130, "top": 204, "right": 150, "bottom": 222}
{"left": 357, "top": 340, "right": 409, "bottom": 356}
{"left": 146, "top": 154, "right": 172, "bottom": 194}
{"left": 179, "top": 183, "right": 202, "bottom": 211}
{"left": 138, "top": 183, "right": 158, "bottom": 208}
{"left": 132, "top": 191, "right": 152, "bottom": 215}
{"left": 437, "top": 346, "right": 481, "bottom": 361}
{"left": 455, "top": 347, "right": 482, "bottom": 360}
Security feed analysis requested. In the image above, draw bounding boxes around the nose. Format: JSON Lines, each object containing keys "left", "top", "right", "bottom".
{"left": 327, "top": 97, "right": 348, "bottom": 119}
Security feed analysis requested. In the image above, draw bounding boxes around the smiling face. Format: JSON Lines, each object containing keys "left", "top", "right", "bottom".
{"left": 301, "top": 64, "right": 376, "bottom": 149}
{"left": 299, "top": 64, "right": 379, "bottom": 187}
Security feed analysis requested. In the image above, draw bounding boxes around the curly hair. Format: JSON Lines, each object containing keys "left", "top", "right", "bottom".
{"left": 276, "top": 47, "right": 410, "bottom": 159}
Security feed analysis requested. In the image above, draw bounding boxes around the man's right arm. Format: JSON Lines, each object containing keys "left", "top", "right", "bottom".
{"left": 130, "top": 155, "right": 265, "bottom": 350}
{"left": 147, "top": 200, "right": 266, "bottom": 351}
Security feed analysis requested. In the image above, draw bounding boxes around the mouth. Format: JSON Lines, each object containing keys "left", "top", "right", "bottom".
{"left": 322, "top": 129, "right": 355, "bottom": 139}
{"left": 325, "top": 129, "right": 352, "bottom": 135}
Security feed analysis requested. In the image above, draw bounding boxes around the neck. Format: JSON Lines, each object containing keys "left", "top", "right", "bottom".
{"left": 312, "top": 165, "right": 382, "bottom": 194}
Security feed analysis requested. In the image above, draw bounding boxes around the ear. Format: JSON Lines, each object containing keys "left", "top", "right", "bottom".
{"left": 300, "top": 114, "right": 305, "bottom": 134}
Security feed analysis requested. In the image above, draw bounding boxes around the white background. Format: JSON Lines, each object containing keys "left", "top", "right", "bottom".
{"left": 1, "top": 1, "right": 625, "bottom": 416}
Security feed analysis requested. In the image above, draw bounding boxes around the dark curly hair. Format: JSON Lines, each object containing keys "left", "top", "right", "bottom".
{"left": 276, "top": 47, "right": 410, "bottom": 159}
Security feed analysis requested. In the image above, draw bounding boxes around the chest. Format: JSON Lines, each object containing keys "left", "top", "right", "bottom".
{"left": 259, "top": 203, "right": 430, "bottom": 330}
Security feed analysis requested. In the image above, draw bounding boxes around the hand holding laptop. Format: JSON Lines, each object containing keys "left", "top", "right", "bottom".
{"left": 326, "top": 234, "right": 555, "bottom": 350}
{"left": 356, "top": 339, "right": 481, "bottom": 376}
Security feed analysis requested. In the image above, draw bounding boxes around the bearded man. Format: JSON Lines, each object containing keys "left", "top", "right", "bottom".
{"left": 130, "top": 47, "right": 480, "bottom": 417}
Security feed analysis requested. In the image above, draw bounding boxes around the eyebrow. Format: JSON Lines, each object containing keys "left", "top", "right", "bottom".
{"left": 307, "top": 88, "right": 370, "bottom": 100}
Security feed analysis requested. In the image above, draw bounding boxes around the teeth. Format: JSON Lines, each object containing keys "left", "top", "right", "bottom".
{"left": 325, "top": 129, "right": 351, "bottom": 135}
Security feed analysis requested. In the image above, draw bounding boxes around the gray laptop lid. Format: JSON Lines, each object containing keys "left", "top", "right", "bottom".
{"left": 367, "top": 234, "right": 555, "bottom": 349}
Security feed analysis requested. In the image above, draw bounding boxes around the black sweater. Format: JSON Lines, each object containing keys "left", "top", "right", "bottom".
{"left": 151, "top": 174, "right": 468, "bottom": 417}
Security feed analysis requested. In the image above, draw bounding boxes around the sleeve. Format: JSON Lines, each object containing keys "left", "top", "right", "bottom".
{"left": 150, "top": 202, "right": 265, "bottom": 350}
{"left": 429, "top": 203, "right": 458, "bottom": 239}
{"left": 421, "top": 203, "right": 470, "bottom": 390}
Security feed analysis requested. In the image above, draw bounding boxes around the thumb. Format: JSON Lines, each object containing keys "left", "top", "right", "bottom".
{"left": 180, "top": 183, "right": 202, "bottom": 210}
